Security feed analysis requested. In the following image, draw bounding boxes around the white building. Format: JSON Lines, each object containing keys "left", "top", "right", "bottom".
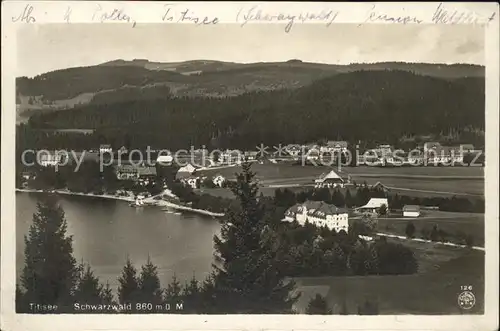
{"left": 355, "top": 198, "right": 389, "bottom": 214}
{"left": 403, "top": 205, "right": 421, "bottom": 217}
{"left": 283, "top": 201, "right": 349, "bottom": 233}
{"left": 156, "top": 154, "right": 173, "bottom": 166}
{"left": 285, "top": 144, "right": 302, "bottom": 157}
{"left": 99, "top": 144, "right": 113, "bottom": 154}
{"left": 177, "top": 163, "right": 196, "bottom": 175}
{"left": 314, "top": 170, "right": 351, "bottom": 188}
{"left": 220, "top": 149, "right": 243, "bottom": 164}
{"left": 213, "top": 175, "right": 226, "bottom": 187}
{"left": 181, "top": 177, "right": 200, "bottom": 189}
{"left": 117, "top": 146, "right": 128, "bottom": 155}
{"left": 39, "top": 152, "right": 65, "bottom": 167}
{"left": 326, "top": 141, "right": 348, "bottom": 153}
{"left": 427, "top": 146, "right": 463, "bottom": 165}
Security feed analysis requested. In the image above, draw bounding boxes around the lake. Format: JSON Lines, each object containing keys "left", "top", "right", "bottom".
{"left": 16, "top": 193, "right": 221, "bottom": 292}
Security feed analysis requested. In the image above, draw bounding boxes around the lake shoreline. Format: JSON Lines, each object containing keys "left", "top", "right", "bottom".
{"left": 15, "top": 188, "right": 225, "bottom": 218}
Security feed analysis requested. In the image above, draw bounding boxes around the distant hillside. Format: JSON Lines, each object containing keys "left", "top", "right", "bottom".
{"left": 16, "top": 60, "right": 484, "bottom": 104}
{"left": 25, "top": 70, "right": 484, "bottom": 151}
{"left": 98, "top": 59, "right": 484, "bottom": 78}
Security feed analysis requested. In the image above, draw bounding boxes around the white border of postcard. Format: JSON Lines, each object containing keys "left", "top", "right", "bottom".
{"left": 2, "top": 1, "right": 499, "bottom": 330}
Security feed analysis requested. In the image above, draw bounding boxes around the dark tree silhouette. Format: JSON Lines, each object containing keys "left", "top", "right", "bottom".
{"left": 138, "top": 257, "right": 163, "bottom": 308}
{"left": 405, "top": 221, "right": 416, "bottom": 238}
{"left": 117, "top": 259, "right": 140, "bottom": 307}
{"left": 211, "top": 162, "right": 298, "bottom": 313}
{"left": 20, "top": 195, "right": 79, "bottom": 312}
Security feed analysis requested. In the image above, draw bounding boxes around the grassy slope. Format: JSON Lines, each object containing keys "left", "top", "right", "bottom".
{"left": 294, "top": 246, "right": 484, "bottom": 314}
{"left": 197, "top": 163, "right": 484, "bottom": 196}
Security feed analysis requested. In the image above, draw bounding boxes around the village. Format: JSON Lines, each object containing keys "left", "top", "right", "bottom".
{"left": 18, "top": 138, "right": 484, "bottom": 245}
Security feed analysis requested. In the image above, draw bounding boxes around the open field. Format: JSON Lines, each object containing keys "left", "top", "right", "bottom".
{"left": 198, "top": 163, "right": 484, "bottom": 179}
{"left": 375, "top": 212, "right": 485, "bottom": 246}
{"left": 197, "top": 163, "right": 484, "bottom": 197}
{"left": 359, "top": 178, "right": 484, "bottom": 196}
{"left": 293, "top": 249, "right": 484, "bottom": 314}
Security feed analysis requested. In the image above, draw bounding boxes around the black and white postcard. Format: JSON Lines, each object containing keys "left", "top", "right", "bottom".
{"left": 1, "top": 1, "right": 499, "bottom": 331}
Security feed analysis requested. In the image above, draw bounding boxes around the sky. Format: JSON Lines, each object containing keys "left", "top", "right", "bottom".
{"left": 16, "top": 23, "right": 485, "bottom": 77}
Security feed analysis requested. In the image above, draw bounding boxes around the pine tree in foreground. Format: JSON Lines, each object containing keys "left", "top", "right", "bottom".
{"left": 138, "top": 256, "right": 163, "bottom": 309}
{"left": 101, "top": 282, "right": 115, "bottom": 305}
{"left": 117, "top": 258, "right": 140, "bottom": 308}
{"left": 74, "top": 263, "right": 106, "bottom": 306}
{"left": 211, "top": 162, "right": 298, "bottom": 313}
{"left": 20, "top": 194, "right": 79, "bottom": 312}
{"left": 164, "top": 273, "right": 182, "bottom": 306}
{"left": 182, "top": 274, "right": 201, "bottom": 313}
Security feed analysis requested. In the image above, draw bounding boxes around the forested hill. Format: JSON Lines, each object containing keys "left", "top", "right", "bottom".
{"left": 26, "top": 70, "right": 484, "bottom": 151}
{"left": 16, "top": 61, "right": 484, "bottom": 103}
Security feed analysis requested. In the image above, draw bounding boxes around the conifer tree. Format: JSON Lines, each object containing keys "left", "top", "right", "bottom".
{"left": 344, "top": 189, "right": 354, "bottom": 208}
{"left": 101, "top": 282, "right": 115, "bottom": 305}
{"left": 117, "top": 258, "right": 140, "bottom": 306}
{"left": 138, "top": 256, "right": 163, "bottom": 307}
{"left": 74, "top": 263, "right": 105, "bottom": 305}
{"left": 164, "top": 274, "right": 182, "bottom": 305}
{"left": 20, "top": 195, "right": 79, "bottom": 311}
{"left": 405, "top": 221, "right": 416, "bottom": 238}
{"left": 211, "top": 162, "right": 298, "bottom": 313}
{"left": 182, "top": 274, "right": 201, "bottom": 313}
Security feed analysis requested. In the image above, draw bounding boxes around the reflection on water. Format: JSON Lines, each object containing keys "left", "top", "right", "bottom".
{"left": 16, "top": 193, "right": 221, "bottom": 292}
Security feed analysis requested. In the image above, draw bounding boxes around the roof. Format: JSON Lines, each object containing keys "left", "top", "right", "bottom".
{"left": 424, "top": 142, "right": 441, "bottom": 150}
{"left": 460, "top": 144, "right": 475, "bottom": 150}
{"left": 358, "top": 198, "right": 388, "bottom": 209}
{"left": 137, "top": 166, "right": 157, "bottom": 176}
{"left": 372, "top": 182, "right": 389, "bottom": 190}
{"left": 116, "top": 165, "right": 157, "bottom": 176}
{"left": 326, "top": 141, "right": 348, "bottom": 148}
{"left": 100, "top": 144, "right": 112, "bottom": 148}
{"left": 428, "top": 146, "right": 462, "bottom": 156}
{"left": 286, "top": 201, "right": 348, "bottom": 218}
{"left": 39, "top": 153, "right": 63, "bottom": 161}
{"left": 177, "top": 163, "right": 196, "bottom": 174}
{"left": 403, "top": 205, "right": 420, "bottom": 212}
{"left": 156, "top": 155, "right": 173, "bottom": 163}
{"left": 176, "top": 173, "right": 191, "bottom": 180}
{"left": 317, "top": 170, "right": 349, "bottom": 182}
{"left": 116, "top": 165, "right": 138, "bottom": 173}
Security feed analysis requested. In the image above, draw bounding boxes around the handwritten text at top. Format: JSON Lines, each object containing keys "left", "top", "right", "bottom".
{"left": 92, "top": 4, "right": 136, "bottom": 27}
{"left": 236, "top": 6, "right": 339, "bottom": 33}
{"left": 11, "top": 4, "right": 36, "bottom": 23}
{"left": 162, "top": 5, "right": 219, "bottom": 25}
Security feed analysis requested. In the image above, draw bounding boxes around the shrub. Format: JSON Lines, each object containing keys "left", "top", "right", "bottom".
{"left": 430, "top": 225, "right": 439, "bottom": 242}
{"left": 405, "top": 221, "right": 416, "bottom": 238}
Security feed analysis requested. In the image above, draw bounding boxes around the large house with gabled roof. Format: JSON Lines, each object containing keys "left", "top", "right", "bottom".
{"left": 283, "top": 200, "right": 349, "bottom": 233}
{"left": 314, "top": 169, "right": 351, "bottom": 188}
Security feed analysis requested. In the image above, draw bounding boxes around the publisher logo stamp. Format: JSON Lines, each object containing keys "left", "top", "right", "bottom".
{"left": 458, "top": 291, "right": 476, "bottom": 310}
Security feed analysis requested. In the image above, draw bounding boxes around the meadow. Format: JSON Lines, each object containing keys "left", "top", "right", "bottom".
{"left": 198, "top": 163, "right": 484, "bottom": 197}
{"left": 376, "top": 211, "right": 485, "bottom": 246}
{"left": 293, "top": 247, "right": 484, "bottom": 314}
